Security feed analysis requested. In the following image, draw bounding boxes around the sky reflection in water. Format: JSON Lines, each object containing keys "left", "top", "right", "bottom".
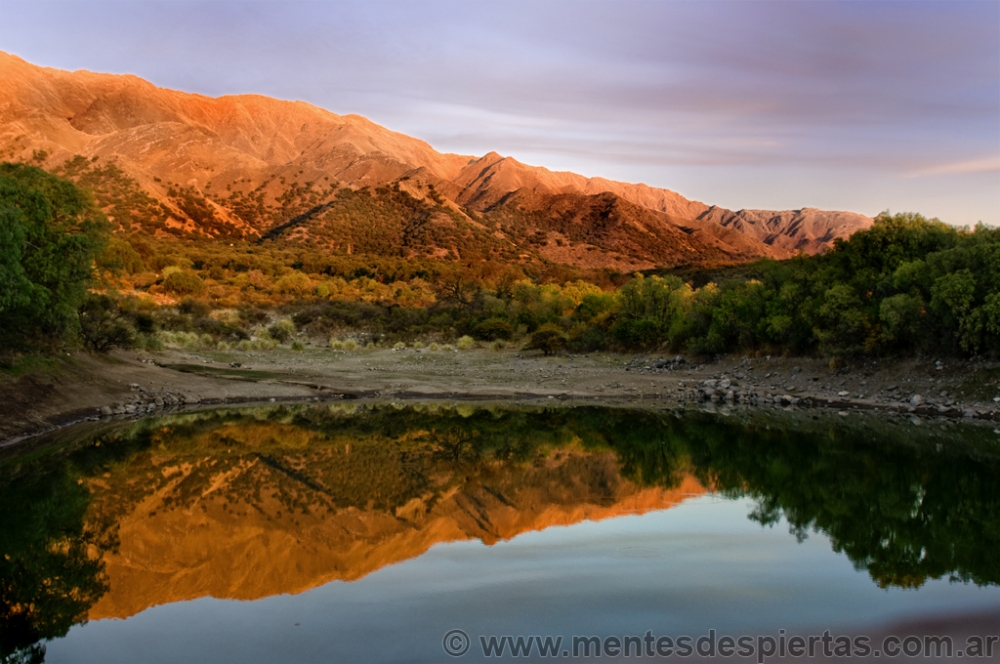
{"left": 1, "top": 404, "right": 997, "bottom": 663}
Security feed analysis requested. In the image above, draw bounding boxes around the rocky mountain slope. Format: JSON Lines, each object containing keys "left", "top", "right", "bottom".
{"left": 0, "top": 51, "right": 871, "bottom": 268}
{"left": 81, "top": 415, "right": 705, "bottom": 619}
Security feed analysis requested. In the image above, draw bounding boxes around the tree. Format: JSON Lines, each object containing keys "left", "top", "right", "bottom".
{"left": 0, "top": 163, "right": 108, "bottom": 352}
{"left": 526, "top": 323, "right": 567, "bottom": 356}
{"left": 77, "top": 293, "right": 136, "bottom": 352}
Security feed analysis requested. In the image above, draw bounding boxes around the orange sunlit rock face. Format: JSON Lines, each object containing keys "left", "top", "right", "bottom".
{"left": 0, "top": 50, "right": 870, "bottom": 268}
{"left": 82, "top": 424, "right": 704, "bottom": 620}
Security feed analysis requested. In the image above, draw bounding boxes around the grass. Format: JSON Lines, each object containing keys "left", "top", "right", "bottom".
{"left": 0, "top": 354, "right": 66, "bottom": 379}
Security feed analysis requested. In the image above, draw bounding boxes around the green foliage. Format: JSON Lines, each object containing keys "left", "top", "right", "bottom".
{"left": 0, "top": 446, "right": 109, "bottom": 662}
{"left": 268, "top": 318, "right": 296, "bottom": 343}
{"left": 473, "top": 317, "right": 513, "bottom": 341}
{"left": 161, "top": 270, "right": 205, "bottom": 295}
{"left": 8, "top": 160, "right": 995, "bottom": 361}
{"left": 0, "top": 163, "right": 108, "bottom": 352}
{"left": 0, "top": 405, "right": 998, "bottom": 658}
{"left": 639, "top": 212, "right": 1000, "bottom": 358}
{"left": 525, "top": 323, "right": 568, "bottom": 356}
{"left": 77, "top": 293, "right": 136, "bottom": 352}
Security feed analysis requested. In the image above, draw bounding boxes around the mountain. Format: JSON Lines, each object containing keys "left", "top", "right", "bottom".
{"left": 0, "top": 51, "right": 871, "bottom": 269}
{"left": 85, "top": 444, "right": 705, "bottom": 620}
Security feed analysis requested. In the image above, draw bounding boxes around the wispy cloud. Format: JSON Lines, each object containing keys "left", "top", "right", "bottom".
{"left": 907, "top": 157, "right": 1000, "bottom": 178}
{"left": 0, "top": 0, "right": 997, "bottom": 223}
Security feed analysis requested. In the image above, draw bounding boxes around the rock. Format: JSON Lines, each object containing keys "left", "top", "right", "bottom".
{"left": 129, "top": 383, "right": 141, "bottom": 391}
{"left": 725, "top": 390, "right": 735, "bottom": 402}
{"left": 719, "top": 378, "right": 731, "bottom": 389}
{"left": 838, "top": 390, "right": 850, "bottom": 397}
{"left": 910, "top": 394, "right": 924, "bottom": 407}
{"left": 99, "top": 406, "right": 113, "bottom": 416}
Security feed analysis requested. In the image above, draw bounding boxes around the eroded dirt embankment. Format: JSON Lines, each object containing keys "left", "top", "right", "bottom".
{"left": 2, "top": 347, "right": 1000, "bottom": 446}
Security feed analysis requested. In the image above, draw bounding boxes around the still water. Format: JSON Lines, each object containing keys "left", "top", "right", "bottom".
{"left": 2, "top": 404, "right": 999, "bottom": 662}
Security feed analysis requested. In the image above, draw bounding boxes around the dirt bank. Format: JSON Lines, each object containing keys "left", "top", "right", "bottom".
{"left": 2, "top": 347, "right": 1000, "bottom": 446}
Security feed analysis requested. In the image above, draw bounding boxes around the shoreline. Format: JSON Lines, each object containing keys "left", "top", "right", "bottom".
{"left": 3, "top": 347, "right": 1000, "bottom": 447}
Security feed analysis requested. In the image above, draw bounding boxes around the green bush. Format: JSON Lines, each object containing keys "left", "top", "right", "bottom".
{"left": 473, "top": 317, "right": 513, "bottom": 340}
{"left": 162, "top": 270, "right": 205, "bottom": 295}
{"left": 77, "top": 293, "right": 136, "bottom": 352}
{"left": 525, "top": 323, "right": 567, "bottom": 356}
{"left": 0, "top": 163, "right": 108, "bottom": 352}
{"left": 268, "top": 318, "right": 296, "bottom": 343}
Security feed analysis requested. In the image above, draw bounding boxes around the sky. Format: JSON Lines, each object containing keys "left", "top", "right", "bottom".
{"left": 1, "top": 0, "right": 998, "bottom": 224}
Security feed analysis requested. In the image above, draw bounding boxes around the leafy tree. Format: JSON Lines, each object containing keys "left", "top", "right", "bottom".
{"left": 0, "top": 163, "right": 108, "bottom": 352}
{"left": 77, "top": 293, "right": 136, "bottom": 353}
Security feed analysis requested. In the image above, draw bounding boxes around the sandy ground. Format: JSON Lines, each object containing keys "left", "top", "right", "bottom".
{"left": 2, "top": 346, "right": 1000, "bottom": 446}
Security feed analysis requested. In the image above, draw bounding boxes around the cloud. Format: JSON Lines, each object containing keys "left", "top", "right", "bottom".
{"left": 0, "top": 0, "right": 997, "bottom": 222}
{"left": 907, "top": 157, "right": 1000, "bottom": 177}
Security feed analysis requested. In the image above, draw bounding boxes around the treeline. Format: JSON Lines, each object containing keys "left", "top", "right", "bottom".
{"left": 3, "top": 162, "right": 999, "bottom": 361}
{"left": 593, "top": 213, "right": 1000, "bottom": 358}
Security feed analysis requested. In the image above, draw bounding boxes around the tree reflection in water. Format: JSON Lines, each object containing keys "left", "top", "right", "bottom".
{"left": 1, "top": 404, "right": 998, "bottom": 660}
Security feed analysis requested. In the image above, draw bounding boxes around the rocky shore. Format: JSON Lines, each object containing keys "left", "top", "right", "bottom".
{"left": 3, "top": 347, "right": 999, "bottom": 446}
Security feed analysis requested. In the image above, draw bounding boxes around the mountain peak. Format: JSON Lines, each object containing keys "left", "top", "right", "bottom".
{"left": 0, "top": 52, "right": 872, "bottom": 267}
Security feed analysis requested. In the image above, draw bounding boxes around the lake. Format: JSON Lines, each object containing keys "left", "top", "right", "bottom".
{"left": 2, "top": 404, "right": 998, "bottom": 662}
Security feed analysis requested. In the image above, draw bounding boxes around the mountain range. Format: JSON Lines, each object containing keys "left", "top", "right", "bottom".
{"left": 0, "top": 51, "right": 871, "bottom": 269}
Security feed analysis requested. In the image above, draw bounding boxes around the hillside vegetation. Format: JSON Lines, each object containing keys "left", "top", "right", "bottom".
{"left": 2, "top": 163, "right": 998, "bottom": 365}
{"left": 1, "top": 50, "right": 872, "bottom": 271}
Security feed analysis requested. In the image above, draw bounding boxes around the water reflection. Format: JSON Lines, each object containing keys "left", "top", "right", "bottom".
{"left": 2, "top": 404, "right": 999, "bottom": 661}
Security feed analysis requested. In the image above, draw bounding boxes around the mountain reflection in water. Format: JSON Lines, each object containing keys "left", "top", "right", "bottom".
{"left": 2, "top": 404, "right": 999, "bottom": 662}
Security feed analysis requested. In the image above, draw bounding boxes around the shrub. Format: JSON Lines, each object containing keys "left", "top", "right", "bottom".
{"left": 275, "top": 271, "right": 312, "bottom": 296}
{"left": 162, "top": 270, "right": 205, "bottom": 296}
{"left": 456, "top": 335, "right": 475, "bottom": 350}
{"left": 525, "top": 323, "right": 567, "bottom": 356}
{"left": 568, "top": 324, "right": 606, "bottom": 352}
{"left": 158, "top": 330, "right": 205, "bottom": 349}
{"left": 329, "top": 338, "right": 344, "bottom": 350}
{"left": 342, "top": 338, "right": 359, "bottom": 351}
{"left": 393, "top": 342, "right": 406, "bottom": 350}
{"left": 178, "top": 298, "right": 210, "bottom": 317}
{"left": 473, "top": 317, "right": 513, "bottom": 340}
{"left": 268, "top": 318, "right": 296, "bottom": 343}
{"left": 291, "top": 340, "right": 304, "bottom": 351}
{"left": 77, "top": 293, "right": 136, "bottom": 352}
